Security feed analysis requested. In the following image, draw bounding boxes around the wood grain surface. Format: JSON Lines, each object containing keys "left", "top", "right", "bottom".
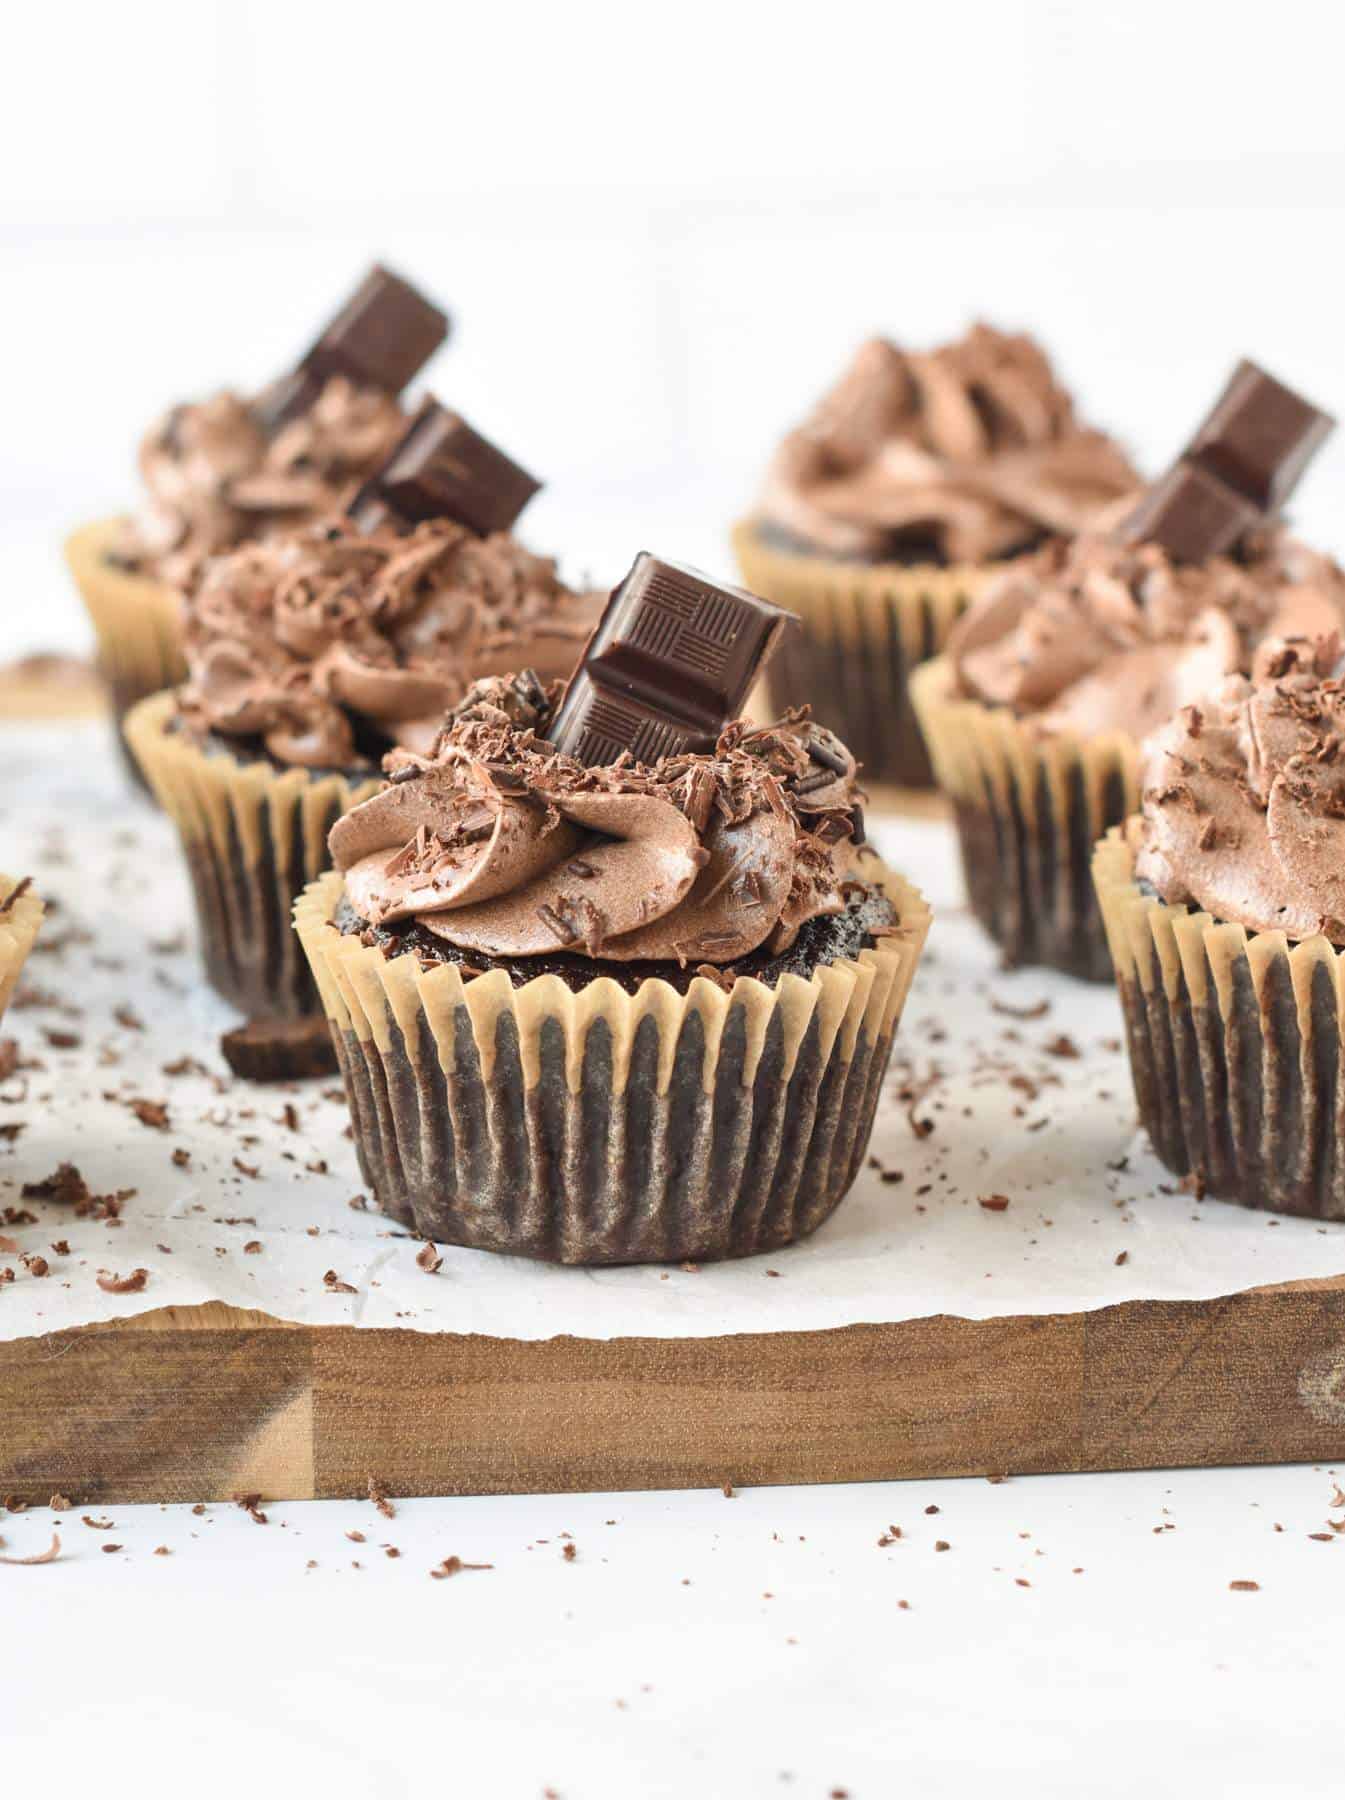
{"left": 3, "top": 1282, "right": 1345, "bottom": 1504}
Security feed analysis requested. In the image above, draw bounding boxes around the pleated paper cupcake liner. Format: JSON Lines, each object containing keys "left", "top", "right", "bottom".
{"left": 731, "top": 517, "right": 990, "bottom": 790}
{"left": 126, "top": 690, "right": 379, "bottom": 1020}
{"left": 64, "top": 518, "right": 189, "bottom": 783}
{"left": 0, "top": 876, "right": 44, "bottom": 1020}
{"left": 1094, "top": 824, "right": 1345, "bottom": 1220}
{"left": 912, "top": 657, "right": 1140, "bottom": 981}
{"left": 294, "top": 857, "right": 931, "bottom": 1264}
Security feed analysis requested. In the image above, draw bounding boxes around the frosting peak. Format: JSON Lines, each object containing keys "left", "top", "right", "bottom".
{"left": 758, "top": 324, "right": 1140, "bottom": 564}
{"left": 948, "top": 530, "right": 1345, "bottom": 740}
{"left": 328, "top": 674, "right": 865, "bottom": 965}
{"left": 120, "top": 376, "right": 407, "bottom": 587}
{"left": 1134, "top": 635, "right": 1345, "bottom": 944}
{"left": 179, "top": 521, "right": 601, "bottom": 769}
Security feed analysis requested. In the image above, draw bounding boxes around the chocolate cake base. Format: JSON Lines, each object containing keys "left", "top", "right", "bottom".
{"left": 951, "top": 756, "right": 1129, "bottom": 983}
{"left": 126, "top": 691, "right": 380, "bottom": 1024}
{"left": 333, "top": 982, "right": 897, "bottom": 1265}
{"left": 1116, "top": 952, "right": 1345, "bottom": 1219}
{"left": 733, "top": 520, "right": 987, "bottom": 792}
{"left": 182, "top": 802, "right": 350, "bottom": 1021}
{"left": 767, "top": 599, "right": 940, "bottom": 788}
{"left": 338, "top": 887, "right": 899, "bottom": 997}
{"left": 299, "top": 862, "right": 927, "bottom": 1264}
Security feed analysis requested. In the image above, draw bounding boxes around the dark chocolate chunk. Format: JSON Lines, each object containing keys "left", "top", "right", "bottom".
{"left": 1117, "top": 357, "right": 1333, "bottom": 562}
{"left": 220, "top": 1015, "right": 338, "bottom": 1083}
{"left": 546, "top": 553, "right": 795, "bottom": 767}
{"left": 253, "top": 265, "right": 449, "bottom": 434}
{"left": 1116, "top": 460, "right": 1262, "bottom": 563}
{"left": 347, "top": 397, "right": 540, "bottom": 536}
{"left": 1188, "top": 359, "right": 1334, "bottom": 513}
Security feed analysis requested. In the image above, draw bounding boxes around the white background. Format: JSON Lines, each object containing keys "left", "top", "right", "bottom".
{"left": 5, "top": 4, "right": 1345, "bottom": 1795}
{"left": 5, "top": 0, "right": 1345, "bottom": 642}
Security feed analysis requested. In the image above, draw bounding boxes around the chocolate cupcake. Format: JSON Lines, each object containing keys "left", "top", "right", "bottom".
{"left": 0, "top": 876, "right": 43, "bottom": 1019}
{"left": 295, "top": 557, "right": 930, "bottom": 1265}
{"left": 914, "top": 360, "right": 1341, "bottom": 980}
{"left": 64, "top": 266, "right": 448, "bottom": 767}
{"left": 1095, "top": 633, "right": 1345, "bottom": 1218}
{"left": 733, "top": 324, "right": 1139, "bottom": 788}
{"left": 127, "top": 515, "right": 601, "bottom": 1023}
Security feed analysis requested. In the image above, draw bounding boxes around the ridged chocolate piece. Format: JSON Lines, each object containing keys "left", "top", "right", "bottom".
{"left": 346, "top": 397, "right": 540, "bottom": 535}
{"left": 1117, "top": 460, "right": 1262, "bottom": 565}
{"left": 221, "top": 1015, "right": 337, "bottom": 1083}
{"left": 253, "top": 265, "right": 449, "bottom": 434}
{"left": 547, "top": 553, "right": 794, "bottom": 767}
{"left": 1189, "top": 359, "right": 1334, "bottom": 512}
{"left": 1118, "top": 358, "right": 1333, "bottom": 562}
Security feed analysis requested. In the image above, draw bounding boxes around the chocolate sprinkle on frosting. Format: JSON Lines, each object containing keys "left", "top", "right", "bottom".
{"left": 327, "top": 674, "right": 870, "bottom": 967}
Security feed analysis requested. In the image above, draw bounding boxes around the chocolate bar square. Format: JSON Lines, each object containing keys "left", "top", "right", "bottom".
{"left": 1116, "top": 460, "right": 1262, "bottom": 563}
{"left": 253, "top": 265, "right": 449, "bottom": 435}
{"left": 546, "top": 553, "right": 794, "bottom": 767}
{"left": 1189, "top": 358, "right": 1334, "bottom": 513}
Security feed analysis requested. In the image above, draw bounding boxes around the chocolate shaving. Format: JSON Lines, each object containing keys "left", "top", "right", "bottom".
{"left": 96, "top": 1268, "right": 149, "bottom": 1294}
{"left": 416, "top": 1241, "right": 443, "bottom": 1274}
{"left": 368, "top": 1477, "right": 397, "bottom": 1519}
{"left": 429, "top": 1555, "right": 494, "bottom": 1579}
{"left": 0, "top": 1531, "right": 60, "bottom": 1566}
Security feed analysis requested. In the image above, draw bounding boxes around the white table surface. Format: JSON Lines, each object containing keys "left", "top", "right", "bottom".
{"left": 5, "top": 530, "right": 1344, "bottom": 1798}
{"left": 4, "top": 1464, "right": 1343, "bottom": 1798}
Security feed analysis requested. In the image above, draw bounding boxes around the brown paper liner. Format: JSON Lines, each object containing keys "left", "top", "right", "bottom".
{"left": 0, "top": 876, "right": 44, "bottom": 1020}
{"left": 126, "top": 691, "right": 380, "bottom": 1020}
{"left": 1094, "top": 824, "right": 1345, "bottom": 1219}
{"left": 294, "top": 858, "right": 931, "bottom": 1264}
{"left": 64, "top": 519, "right": 188, "bottom": 781}
{"left": 911, "top": 657, "right": 1140, "bottom": 981}
{"left": 732, "top": 516, "right": 990, "bottom": 789}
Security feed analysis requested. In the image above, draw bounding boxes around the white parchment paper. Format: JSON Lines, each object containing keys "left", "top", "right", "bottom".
{"left": 1, "top": 717, "right": 1341, "bottom": 1344}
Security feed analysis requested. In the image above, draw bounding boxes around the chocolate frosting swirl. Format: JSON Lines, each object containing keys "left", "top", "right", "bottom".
{"left": 118, "top": 376, "right": 407, "bottom": 587}
{"left": 948, "top": 530, "right": 1345, "bottom": 741}
{"left": 758, "top": 325, "right": 1140, "bottom": 564}
{"left": 178, "top": 520, "right": 602, "bottom": 769}
{"left": 327, "top": 675, "right": 866, "bottom": 965}
{"left": 1135, "top": 635, "right": 1345, "bottom": 944}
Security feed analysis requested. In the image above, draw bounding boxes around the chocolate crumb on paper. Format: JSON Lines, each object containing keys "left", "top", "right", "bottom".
{"left": 415, "top": 1241, "right": 443, "bottom": 1274}
{"left": 978, "top": 1194, "right": 1010, "bottom": 1212}
{"left": 96, "top": 1268, "right": 149, "bottom": 1295}
{"left": 368, "top": 1476, "right": 397, "bottom": 1520}
{"left": 0, "top": 1531, "right": 61, "bottom": 1566}
{"left": 323, "top": 1270, "right": 357, "bottom": 1294}
{"left": 429, "top": 1555, "right": 493, "bottom": 1580}
{"left": 1229, "top": 1579, "right": 1261, "bottom": 1592}
{"left": 128, "top": 1098, "right": 170, "bottom": 1130}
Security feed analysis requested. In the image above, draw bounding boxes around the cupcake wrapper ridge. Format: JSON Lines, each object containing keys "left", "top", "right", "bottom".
{"left": 1095, "top": 823, "right": 1345, "bottom": 1220}
{"left": 912, "top": 657, "right": 1139, "bottom": 981}
{"left": 64, "top": 518, "right": 189, "bottom": 782}
{"left": 295, "top": 858, "right": 931, "bottom": 1265}
{"left": 126, "top": 690, "right": 379, "bottom": 1021}
{"left": 731, "top": 518, "right": 983, "bottom": 790}
{"left": 0, "top": 875, "right": 44, "bottom": 1020}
